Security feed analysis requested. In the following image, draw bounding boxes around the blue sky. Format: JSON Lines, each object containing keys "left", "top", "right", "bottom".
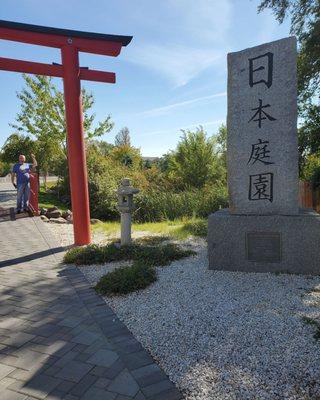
{"left": 0, "top": 0, "right": 290, "bottom": 156}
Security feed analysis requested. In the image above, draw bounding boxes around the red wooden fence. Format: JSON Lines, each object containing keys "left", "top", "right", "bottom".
{"left": 299, "top": 181, "right": 320, "bottom": 213}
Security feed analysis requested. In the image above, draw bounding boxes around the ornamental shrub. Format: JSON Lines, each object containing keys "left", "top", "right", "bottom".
{"left": 95, "top": 262, "right": 157, "bottom": 296}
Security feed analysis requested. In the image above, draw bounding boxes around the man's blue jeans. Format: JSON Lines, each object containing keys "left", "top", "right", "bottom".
{"left": 17, "top": 182, "right": 30, "bottom": 211}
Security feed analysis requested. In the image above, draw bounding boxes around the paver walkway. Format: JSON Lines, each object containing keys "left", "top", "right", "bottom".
{"left": 0, "top": 183, "right": 182, "bottom": 400}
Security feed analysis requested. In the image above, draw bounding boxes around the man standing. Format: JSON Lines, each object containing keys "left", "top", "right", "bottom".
{"left": 11, "top": 154, "right": 37, "bottom": 214}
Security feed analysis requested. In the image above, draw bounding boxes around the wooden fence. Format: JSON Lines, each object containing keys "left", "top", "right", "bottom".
{"left": 299, "top": 181, "right": 320, "bottom": 213}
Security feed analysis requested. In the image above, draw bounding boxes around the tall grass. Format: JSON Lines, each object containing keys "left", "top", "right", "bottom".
{"left": 134, "top": 186, "right": 228, "bottom": 222}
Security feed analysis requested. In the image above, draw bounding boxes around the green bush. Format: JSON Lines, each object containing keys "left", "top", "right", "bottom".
{"left": 63, "top": 243, "right": 135, "bottom": 265}
{"left": 63, "top": 244, "right": 105, "bottom": 265}
{"left": 55, "top": 135, "right": 228, "bottom": 223}
{"left": 95, "top": 262, "right": 157, "bottom": 296}
{"left": 63, "top": 242, "right": 195, "bottom": 266}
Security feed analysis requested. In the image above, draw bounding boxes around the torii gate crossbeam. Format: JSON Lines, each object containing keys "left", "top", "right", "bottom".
{"left": 0, "top": 20, "right": 132, "bottom": 245}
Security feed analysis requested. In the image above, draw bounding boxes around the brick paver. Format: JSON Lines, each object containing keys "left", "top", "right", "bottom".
{"left": 0, "top": 183, "right": 182, "bottom": 399}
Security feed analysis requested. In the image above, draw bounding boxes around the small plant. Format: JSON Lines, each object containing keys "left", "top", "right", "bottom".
{"left": 63, "top": 245, "right": 102, "bottom": 265}
{"left": 133, "top": 243, "right": 195, "bottom": 266}
{"left": 64, "top": 240, "right": 195, "bottom": 296}
{"left": 95, "top": 262, "right": 157, "bottom": 296}
{"left": 302, "top": 316, "right": 320, "bottom": 340}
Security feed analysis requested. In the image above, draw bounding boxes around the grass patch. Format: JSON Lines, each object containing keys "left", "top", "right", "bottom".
{"left": 64, "top": 241, "right": 195, "bottom": 296}
{"left": 302, "top": 316, "right": 320, "bottom": 340}
{"left": 38, "top": 184, "right": 68, "bottom": 211}
{"left": 92, "top": 218, "right": 207, "bottom": 240}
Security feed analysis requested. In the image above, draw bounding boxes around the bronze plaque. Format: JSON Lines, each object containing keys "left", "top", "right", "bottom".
{"left": 246, "top": 232, "right": 281, "bottom": 263}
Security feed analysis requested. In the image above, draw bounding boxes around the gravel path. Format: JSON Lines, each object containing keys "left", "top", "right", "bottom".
{"left": 47, "top": 223, "right": 107, "bottom": 247}
{"left": 50, "top": 224, "right": 320, "bottom": 399}
{"left": 47, "top": 223, "right": 157, "bottom": 247}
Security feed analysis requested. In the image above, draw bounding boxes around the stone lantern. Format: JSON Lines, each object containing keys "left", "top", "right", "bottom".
{"left": 117, "top": 178, "right": 139, "bottom": 245}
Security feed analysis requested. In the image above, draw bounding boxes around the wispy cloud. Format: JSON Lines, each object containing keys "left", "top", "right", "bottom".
{"left": 125, "top": 44, "right": 223, "bottom": 87}
{"left": 123, "top": 0, "right": 232, "bottom": 86}
{"left": 139, "top": 119, "right": 225, "bottom": 137}
{"left": 137, "top": 91, "right": 226, "bottom": 117}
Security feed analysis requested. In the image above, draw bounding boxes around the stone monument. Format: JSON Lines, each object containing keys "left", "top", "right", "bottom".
{"left": 208, "top": 37, "right": 320, "bottom": 275}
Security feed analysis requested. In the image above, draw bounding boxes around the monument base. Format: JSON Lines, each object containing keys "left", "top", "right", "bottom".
{"left": 208, "top": 208, "right": 320, "bottom": 275}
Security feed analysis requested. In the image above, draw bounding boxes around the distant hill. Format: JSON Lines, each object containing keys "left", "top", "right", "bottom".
{"left": 142, "top": 157, "right": 160, "bottom": 162}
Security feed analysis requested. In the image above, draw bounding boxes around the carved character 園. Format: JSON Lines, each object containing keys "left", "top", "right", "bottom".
{"left": 249, "top": 173, "right": 274, "bottom": 202}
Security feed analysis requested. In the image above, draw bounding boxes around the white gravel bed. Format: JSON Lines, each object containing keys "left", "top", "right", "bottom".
{"left": 49, "top": 223, "right": 320, "bottom": 399}
{"left": 79, "top": 240, "right": 320, "bottom": 400}
{"left": 78, "top": 260, "right": 132, "bottom": 283}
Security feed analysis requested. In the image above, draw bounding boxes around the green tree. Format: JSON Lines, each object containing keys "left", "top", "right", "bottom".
{"left": 215, "top": 124, "right": 227, "bottom": 170}
{"left": 298, "top": 104, "right": 320, "bottom": 168}
{"left": 169, "top": 127, "right": 224, "bottom": 189}
{"left": 258, "top": 0, "right": 320, "bottom": 183}
{"left": 115, "top": 127, "right": 131, "bottom": 147}
{"left": 0, "top": 133, "right": 36, "bottom": 164}
{"left": 11, "top": 74, "right": 114, "bottom": 186}
{"left": 0, "top": 161, "right": 11, "bottom": 177}
{"left": 301, "top": 152, "right": 320, "bottom": 188}
{"left": 258, "top": 0, "right": 320, "bottom": 103}
{"left": 158, "top": 153, "right": 175, "bottom": 173}
{"left": 87, "top": 140, "right": 114, "bottom": 157}
{"left": 110, "top": 144, "right": 142, "bottom": 168}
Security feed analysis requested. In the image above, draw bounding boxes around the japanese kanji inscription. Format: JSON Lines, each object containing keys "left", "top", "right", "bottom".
{"left": 227, "top": 37, "right": 299, "bottom": 215}
{"left": 208, "top": 37, "right": 320, "bottom": 275}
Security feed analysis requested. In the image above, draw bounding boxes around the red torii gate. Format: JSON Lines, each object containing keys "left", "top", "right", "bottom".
{"left": 0, "top": 20, "right": 132, "bottom": 245}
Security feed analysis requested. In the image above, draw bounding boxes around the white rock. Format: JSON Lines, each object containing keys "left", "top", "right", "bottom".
{"left": 50, "top": 225, "right": 320, "bottom": 399}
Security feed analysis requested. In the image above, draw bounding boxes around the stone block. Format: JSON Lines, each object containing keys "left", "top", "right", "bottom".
{"left": 46, "top": 209, "right": 61, "bottom": 219}
{"left": 49, "top": 217, "right": 67, "bottom": 224}
{"left": 54, "top": 360, "right": 93, "bottom": 383}
{"left": 208, "top": 209, "right": 320, "bottom": 274}
{"left": 108, "top": 369, "right": 139, "bottom": 397}
{"left": 227, "top": 37, "right": 299, "bottom": 215}
{"left": 87, "top": 349, "right": 119, "bottom": 368}
{"left": 0, "top": 363, "right": 15, "bottom": 380}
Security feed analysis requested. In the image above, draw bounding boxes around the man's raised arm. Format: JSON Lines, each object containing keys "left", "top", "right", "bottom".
{"left": 31, "top": 153, "right": 38, "bottom": 171}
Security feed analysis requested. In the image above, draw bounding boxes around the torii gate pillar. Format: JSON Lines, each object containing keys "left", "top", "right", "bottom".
{"left": 62, "top": 45, "right": 90, "bottom": 244}
{"left": 0, "top": 20, "right": 132, "bottom": 245}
